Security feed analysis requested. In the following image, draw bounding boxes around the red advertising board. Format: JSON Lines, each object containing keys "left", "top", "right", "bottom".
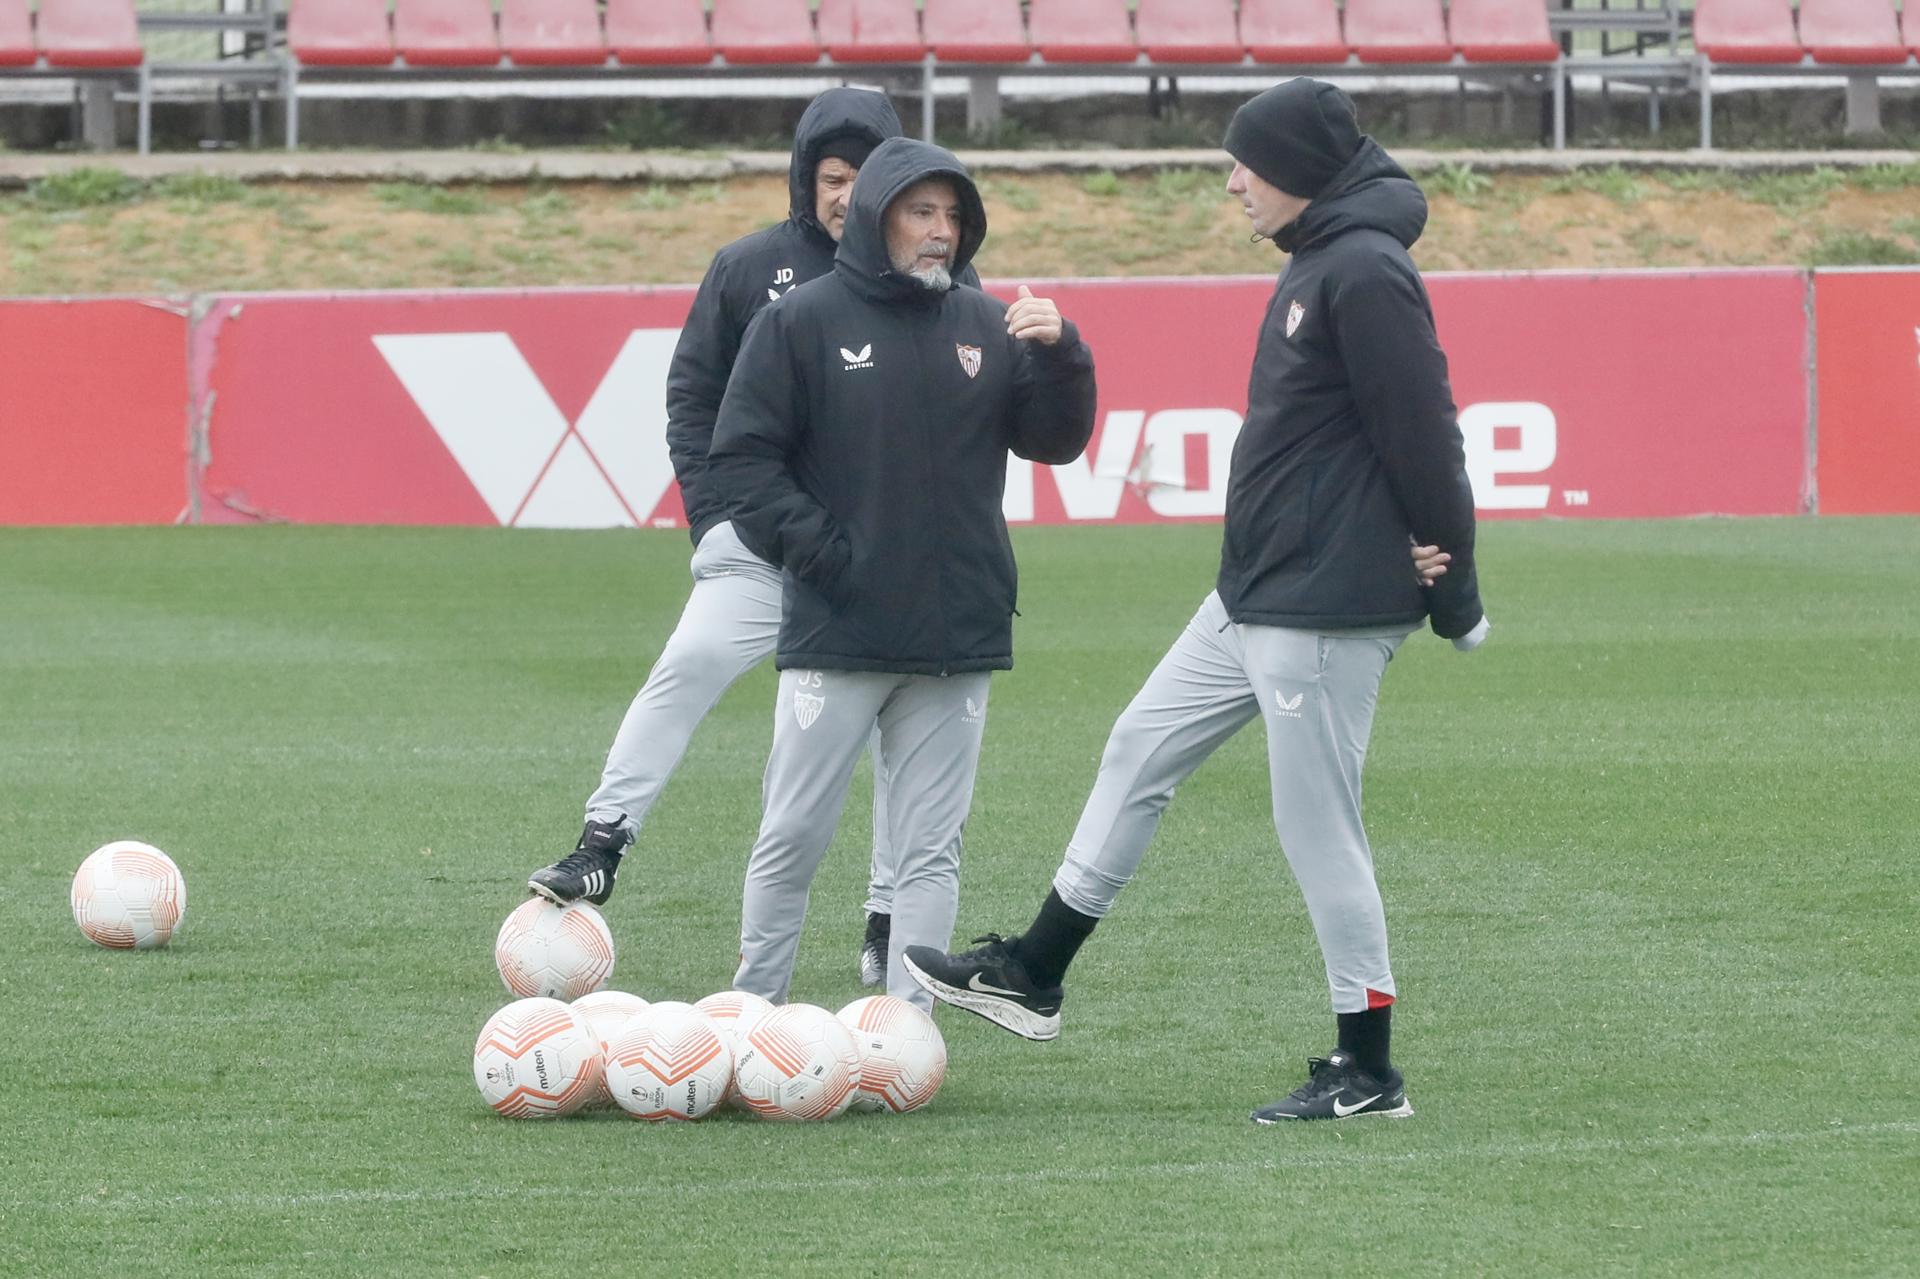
{"left": 1813, "top": 269, "right": 1920, "bottom": 515}
{"left": 0, "top": 298, "right": 187, "bottom": 525}
{"left": 190, "top": 269, "right": 1812, "bottom": 527}
{"left": 1431, "top": 269, "right": 1809, "bottom": 518}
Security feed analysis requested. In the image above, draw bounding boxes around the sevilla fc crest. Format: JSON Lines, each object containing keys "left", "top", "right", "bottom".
{"left": 956, "top": 344, "right": 982, "bottom": 379}
{"left": 1286, "top": 300, "right": 1305, "bottom": 338}
{"left": 793, "top": 690, "right": 825, "bottom": 730}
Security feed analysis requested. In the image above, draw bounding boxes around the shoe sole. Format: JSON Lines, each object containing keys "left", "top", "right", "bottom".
{"left": 525, "top": 879, "right": 612, "bottom": 908}
{"left": 1251, "top": 1099, "right": 1414, "bottom": 1124}
{"left": 526, "top": 878, "right": 573, "bottom": 906}
{"left": 901, "top": 953, "right": 1060, "bottom": 1042}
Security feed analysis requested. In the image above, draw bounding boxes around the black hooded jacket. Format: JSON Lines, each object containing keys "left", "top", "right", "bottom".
{"left": 663, "top": 89, "right": 976, "bottom": 547}
{"left": 706, "top": 138, "right": 1098, "bottom": 675}
{"left": 1218, "top": 139, "right": 1484, "bottom": 639}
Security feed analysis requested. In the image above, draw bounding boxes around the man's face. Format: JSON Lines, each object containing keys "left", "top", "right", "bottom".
{"left": 1227, "top": 161, "right": 1312, "bottom": 240}
{"left": 885, "top": 177, "right": 962, "bottom": 288}
{"left": 814, "top": 156, "right": 859, "bottom": 241}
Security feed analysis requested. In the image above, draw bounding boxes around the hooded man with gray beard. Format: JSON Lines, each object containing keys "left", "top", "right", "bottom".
{"left": 706, "top": 136, "right": 1098, "bottom": 1013}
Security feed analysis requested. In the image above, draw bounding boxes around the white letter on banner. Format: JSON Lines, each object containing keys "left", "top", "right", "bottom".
{"left": 1459, "top": 401, "right": 1556, "bottom": 511}
{"left": 1142, "top": 409, "right": 1242, "bottom": 518}
{"left": 376, "top": 328, "right": 684, "bottom": 528}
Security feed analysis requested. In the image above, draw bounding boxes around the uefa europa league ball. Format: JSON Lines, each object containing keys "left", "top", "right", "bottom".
{"left": 494, "top": 897, "right": 614, "bottom": 1000}
{"left": 693, "top": 988, "right": 774, "bottom": 1107}
{"left": 570, "top": 990, "right": 650, "bottom": 1107}
{"left": 836, "top": 995, "right": 948, "bottom": 1114}
{"left": 603, "top": 1001, "right": 732, "bottom": 1122}
{"left": 730, "top": 1003, "right": 863, "bottom": 1122}
{"left": 71, "top": 841, "right": 186, "bottom": 950}
{"left": 473, "top": 998, "right": 604, "bottom": 1119}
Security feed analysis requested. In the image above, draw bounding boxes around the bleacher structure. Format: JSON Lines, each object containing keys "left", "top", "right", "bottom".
{"left": 0, "top": 1, "right": 1916, "bottom": 154}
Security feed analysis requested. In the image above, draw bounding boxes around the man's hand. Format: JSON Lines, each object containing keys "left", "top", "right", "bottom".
{"left": 1413, "top": 543, "right": 1450, "bottom": 586}
{"left": 1006, "top": 284, "right": 1064, "bottom": 346}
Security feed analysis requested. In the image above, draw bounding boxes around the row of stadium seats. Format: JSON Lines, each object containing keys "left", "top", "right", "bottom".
{"left": 0, "top": 0, "right": 140, "bottom": 69}
{"left": 1696, "top": 0, "right": 1920, "bottom": 65}
{"left": 284, "top": 0, "right": 1568, "bottom": 70}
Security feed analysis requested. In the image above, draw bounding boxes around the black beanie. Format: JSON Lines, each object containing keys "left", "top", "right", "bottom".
{"left": 1223, "top": 79, "right": 1362, "bottom": 200}
{"left": 816, "top": 130, "right": 879, "bottom": 169}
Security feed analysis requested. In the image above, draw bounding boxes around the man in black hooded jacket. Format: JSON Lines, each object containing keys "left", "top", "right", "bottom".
{"left": 529, "top": 90, "right": 975, "bottom": 991}
{"left": 706, "top": 137, "right": 1097, "bottom": 1013}
{"left": 905, "top": 80, "right": 1489, "bottom": 1121}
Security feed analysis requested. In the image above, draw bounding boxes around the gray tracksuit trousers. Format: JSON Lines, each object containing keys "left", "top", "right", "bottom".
{"left": 735, "top": 666, "right": 991, "bottom": 1013}
{"left": 586, "top": 522, "right": 896, "bottom": 913}
{"left": 1052, "top": 591, "right": 1410, "bottom": 1014}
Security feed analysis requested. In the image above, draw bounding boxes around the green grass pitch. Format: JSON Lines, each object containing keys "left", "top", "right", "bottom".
{"left": 3, "top": 518, "right": 1915, "bottom": 1276}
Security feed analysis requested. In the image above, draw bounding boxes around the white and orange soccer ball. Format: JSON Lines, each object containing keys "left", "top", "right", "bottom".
{"left": 472, "top": 997, "right": 603, "bottom": 1119}
{"left": 731, "top": 1002, "right": 863, "bottom": 1122}
{"left": 692, "top": 988, "right": 774, "bottom": 1106}
{"left": 602, "top": 1001, "right": 732, "bottom": 1123}
{"left": 836, "top": 995, "right": 948, "bottom": 1114}
{"left": 494, "top": 898, "right": 614, "bottom": 1000}
{"left": 570, "top": 989, "right": 650, "bottom": 1107}
{"left": 71, "top": 840, "right": 186, "bottom": 950}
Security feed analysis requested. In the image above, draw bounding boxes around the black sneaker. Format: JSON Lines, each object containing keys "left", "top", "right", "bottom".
{"left": 858, "top": 911, "right": 890, "bottom": 988}
{"left": 1250, "top": 1050, "right": 1413, "bottom": 1123}
{"left": 901, "top": 934, "right": 1062, "bottom": 1041}
{"left": 527, "top": 819, "right": 630, "bottom": 906}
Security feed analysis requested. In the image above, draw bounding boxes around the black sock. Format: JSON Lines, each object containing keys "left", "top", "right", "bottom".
{"left": 1009, "top": 889, "right": 1098, "bottom": 989}
{"left": 1336, "top": 1006, "right": 1393, "bottom": 1079}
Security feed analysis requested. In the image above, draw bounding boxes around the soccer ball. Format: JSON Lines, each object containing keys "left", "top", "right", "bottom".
{"left": 603, "top": 1001, "right": 732, "bottom": 1123}
{"left": 693, "top": 989, "right": 775, "bottom": 1109}
{"left": 494, "top": 898, "right": 614, "bottom": 1000}
{"left": 730, "top": 1002, "right": 862, "bottom": 1122}
{"left": 570, "top": 990, "right": 650, "bottom": 1107}
{"left": 71, "top": 840, "right": 186, "bottom": 950}
{"left": 473, "top": 997, "right": 603, "bottom": 1119}
{"left": 836, "top": 995, "right": 948, "bottom": 1114}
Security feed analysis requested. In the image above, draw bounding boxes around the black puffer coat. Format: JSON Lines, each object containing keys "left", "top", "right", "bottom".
{"left": 707, "top": 138, "right": 1098, "bottom": 674}
{"left": 1218, "top": 139, "right": 1484, "bottom": 639}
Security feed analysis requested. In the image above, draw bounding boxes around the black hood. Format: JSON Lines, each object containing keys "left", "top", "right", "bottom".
{"left": 833, "top": 137, "right": 987, "bottom": 303}
{"left": 788, "top": 88, "right": 904, "bottom": 241}
{"left": 1274, "top": 138, "right": 1428, "bottom": 255}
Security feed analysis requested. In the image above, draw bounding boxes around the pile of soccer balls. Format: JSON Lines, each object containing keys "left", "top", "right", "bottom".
{"left": 479, "top": 897, "right": 947, "bottom": 1122}
{"left": 66, "top": 844, "right": 949, "bottom": 1123}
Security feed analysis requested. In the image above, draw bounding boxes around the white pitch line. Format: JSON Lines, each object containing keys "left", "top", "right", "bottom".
{"left": 20, "top": 1118, "right": 1919, "bottom": 1216}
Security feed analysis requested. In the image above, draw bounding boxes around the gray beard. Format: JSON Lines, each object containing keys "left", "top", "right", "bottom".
{"left": 909, "top": 263, "right": 953, "bottom": 292}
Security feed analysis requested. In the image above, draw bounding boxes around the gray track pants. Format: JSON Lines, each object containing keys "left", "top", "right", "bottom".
{"left": 586, "top": 522, "right": 896, "bottom": 912}
{"left": 735, "top": 668, "right": 992, "bottom": 1013}
{"left": 1052, "top": 591, "right": 1410, "bottom": 1014}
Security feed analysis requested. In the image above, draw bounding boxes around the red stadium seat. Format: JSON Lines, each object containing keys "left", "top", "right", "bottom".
{"left": 393, "top": 0, "right": 498, "bottom": 67}
{"left": 710, "top": 0, "right": 818, "bottom": 64}
{"left": 289, "top": 0, "right": 394, "bottom": 66}
{"left": 1797, "top": 0, "right": 1905, "bottom": 65}
{"left": 0, "top": 0, "right": 35, "bottom": 67}
{"left": 1239, "top": 0, "right": 1347, "bottom": 63}
{"left": 816, "top": 0, "right": 924, "bottom": 62}
{"left": 1451, "top": 0, "right": 1560, "bottom": 63}
{"left": 1344, "top": 0, "right": 1451, "bottom": 63}
{"left": 1134, "top": 0, "right": 1242, "bottom": 63}
{"left": 921, "top": 0, "right": 1029, "bottom": 62}
{"left": 500, "top": 0, "right": 604, "bottom": 66}
{"left": 606, "top": 0, "right": 709, "bottom": 66}
{"left": 1028, "top": 0, "right": 1135, "bottom": 62}
{"left": 37, "top": 0, "right": 142, "bottom": 68}
{"left": 1692, "top": 0, "right": 1802, "bottom": 63}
